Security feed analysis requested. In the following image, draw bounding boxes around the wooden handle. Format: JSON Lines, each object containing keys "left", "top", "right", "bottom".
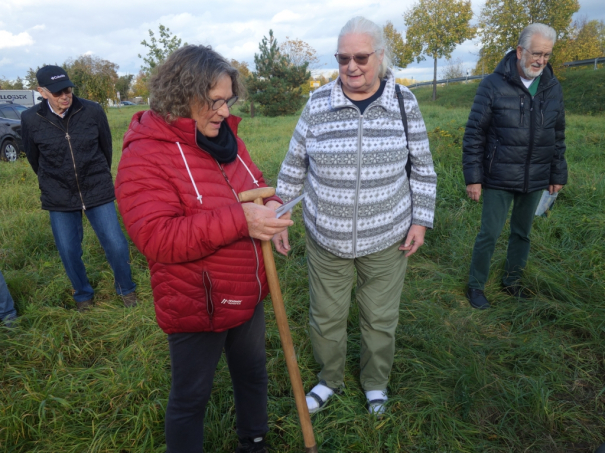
{"left": 238, "top": 187, "right": 276, "bottom": 203}
{"left": 250, "top": 195, "right": 317, "bottom": 452}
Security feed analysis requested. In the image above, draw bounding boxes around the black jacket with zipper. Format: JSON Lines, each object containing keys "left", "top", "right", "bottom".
{"left": 462, "top": 50, "right": 567, "bottom": 193}
{"left": 21, "top": 96, "right": 115, "bottom": 211}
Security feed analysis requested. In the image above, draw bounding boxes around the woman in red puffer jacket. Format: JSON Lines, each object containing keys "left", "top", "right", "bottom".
{"left": 115, "top": 45, "right": 292, "bottom": 453}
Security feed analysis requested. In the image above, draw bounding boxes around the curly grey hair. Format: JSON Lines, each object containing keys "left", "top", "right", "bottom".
{"left": 518, "top": 23, "right": 557, "bottom": 49}
{"left": 337, "top": 16, "right": 393, "bottom": 79}
{"left": 149, "top": 44, "right": 243, "bottom": 122}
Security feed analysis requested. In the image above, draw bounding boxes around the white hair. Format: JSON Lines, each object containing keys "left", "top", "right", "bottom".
{"left": 338, "top": 16, "right": 392, "bottom": 78}
{"left": 518, "top": 23, "right": 557, "bottom": 49}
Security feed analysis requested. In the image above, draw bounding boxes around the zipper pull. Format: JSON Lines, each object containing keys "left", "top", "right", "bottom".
{"left": 65, "top": 132, "right": 70, "bottom": 140}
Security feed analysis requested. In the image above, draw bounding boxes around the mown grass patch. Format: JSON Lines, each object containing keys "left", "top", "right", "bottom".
{"left": 1, "top": 99, "right": 604, "bottom": 452}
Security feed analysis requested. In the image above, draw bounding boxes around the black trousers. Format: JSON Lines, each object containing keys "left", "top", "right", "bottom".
{"left": 165, "top": 302, "right": 268, "bottom": 453}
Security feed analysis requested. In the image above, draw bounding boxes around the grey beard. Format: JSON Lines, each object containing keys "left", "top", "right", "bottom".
{"left": 520, "top": 54, "right": 543, "bottom": 79}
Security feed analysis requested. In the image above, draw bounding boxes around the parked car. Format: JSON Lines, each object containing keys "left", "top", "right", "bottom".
{"left": 120, "top": 101, "right": 135, "bottom": 106}
{"left": 0, "top": 102, "right": 26, "bottom": 162}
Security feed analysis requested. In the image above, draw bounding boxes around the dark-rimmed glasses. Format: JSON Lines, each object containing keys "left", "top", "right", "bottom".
{"left": 522, "top": 47, "right": 553, "bottom": 61}
{"left": 44, "top": 87, "right": 73, "bottom": 97}
{"left": 211, "top": 96, "right": 238, "bottom": 111}
{"left": 334, "top": 50, "right": 378, "bottom": 66}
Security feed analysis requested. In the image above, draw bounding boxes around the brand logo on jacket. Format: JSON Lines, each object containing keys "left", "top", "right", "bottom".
{"left": 221, "top": 299, "right": 242, "bottom": 305}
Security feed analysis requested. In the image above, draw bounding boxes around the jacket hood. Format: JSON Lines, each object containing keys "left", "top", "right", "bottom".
{"left": 122, "top": 110, "right": 242, "bottom": 151}
{"left": 494, "top": 50, "right": 556, "bottom": 86}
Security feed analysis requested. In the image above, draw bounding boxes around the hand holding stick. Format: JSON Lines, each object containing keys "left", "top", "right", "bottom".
{"left": 238, "top": 187, "right": 318, "bottom": 453}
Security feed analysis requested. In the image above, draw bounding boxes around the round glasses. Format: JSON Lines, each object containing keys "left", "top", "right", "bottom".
{"left": 522, "top": 47, "right": 553, "bottom": 61}
{"left": 211, "top": 96, "right": 238, "bottom": 111}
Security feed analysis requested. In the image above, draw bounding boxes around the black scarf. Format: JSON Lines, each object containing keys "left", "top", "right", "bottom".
{"left": 196, "top": 121, "right": 238, "bottom": 164}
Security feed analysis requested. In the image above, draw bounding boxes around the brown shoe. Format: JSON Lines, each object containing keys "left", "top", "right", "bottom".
{"left": 122, "top": 292, "right": 137, "bottom": 308}
{"left": 76, "top": 299, "right": 94, "bottom": 312}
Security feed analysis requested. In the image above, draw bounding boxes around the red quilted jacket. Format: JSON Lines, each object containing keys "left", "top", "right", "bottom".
{"left": 115, "top": 110, "right": 280, "bottom": 334}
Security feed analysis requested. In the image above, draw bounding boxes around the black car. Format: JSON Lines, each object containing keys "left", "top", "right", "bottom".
{"left": 120, "top": 101, "right": 135, "bottom": 106}
{"left": 0, "top": 102, "right": 27, "bottom": 162}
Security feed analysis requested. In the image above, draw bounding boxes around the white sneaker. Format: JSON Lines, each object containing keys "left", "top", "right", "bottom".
{"left": 366, "top": 390, "right": 388, "bottom": 417}
{"left": 306, "top": 381, "right": 335, "bottom": 413}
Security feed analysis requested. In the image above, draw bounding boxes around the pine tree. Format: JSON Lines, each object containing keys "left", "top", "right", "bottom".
{"left": 247, "top": 30, "right": 310, "bottom": 117}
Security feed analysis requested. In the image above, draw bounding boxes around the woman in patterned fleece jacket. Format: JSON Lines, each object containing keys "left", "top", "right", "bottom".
{"left": 274, "top": 16, "right": 437, "bottom": 416}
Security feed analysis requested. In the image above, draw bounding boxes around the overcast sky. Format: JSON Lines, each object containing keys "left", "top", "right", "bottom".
{"left": 1, "top": 0, "right": 603, "bottom": 84}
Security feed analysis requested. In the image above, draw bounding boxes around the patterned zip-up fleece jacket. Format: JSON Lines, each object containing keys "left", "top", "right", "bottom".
{"left": 276, "top": 71, "right": 437, "bottom": 259}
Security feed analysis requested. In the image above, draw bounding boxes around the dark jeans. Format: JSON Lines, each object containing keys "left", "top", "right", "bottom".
{"left": 0, "top": 270, "right": 17, "bottom": 321}
{"left": 468, "top": 188, "right": 543, "bottom": 290}
{"left": 49, "top": 201, "right": 136, "bottom": 302}
{"left": 165, "top": 302, "right": 268, "bottom": 453}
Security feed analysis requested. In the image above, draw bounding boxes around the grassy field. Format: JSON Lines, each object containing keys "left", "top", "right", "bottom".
{"left": 411, "top": 66, "right": 605, "bottom": 116}
{"left": 1, "top": 88, "right": 604, "bottom": 453}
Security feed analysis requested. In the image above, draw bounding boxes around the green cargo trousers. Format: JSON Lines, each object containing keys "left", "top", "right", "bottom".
{"left": 468, "top": 188, "right": 543, "bottom": 290}
{"left": 306, "top": 234, "right": 408, "bottom": 392}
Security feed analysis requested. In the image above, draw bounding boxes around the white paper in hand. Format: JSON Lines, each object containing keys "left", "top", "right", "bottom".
{"left": 535, "top": 190, "right": 558, "bottom": 216}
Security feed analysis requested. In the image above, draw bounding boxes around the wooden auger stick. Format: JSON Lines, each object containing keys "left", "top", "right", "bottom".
{"left": 238, "top": 187, "right": 318, "bottom": 453}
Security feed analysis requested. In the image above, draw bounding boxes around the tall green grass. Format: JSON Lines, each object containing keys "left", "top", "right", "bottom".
{"left": 1, "top": 97, "right": 604, "bottom": 452}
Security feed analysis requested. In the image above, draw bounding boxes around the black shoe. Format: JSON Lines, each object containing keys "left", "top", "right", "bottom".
{"left": 2, "top": 314, "right": 17, "bottom": 328}
{"left": 595, "top": 442, "right": 605, "bottom": 453}
{"left": 502, "top": 285, "right": 531, "bottom": 300}
{"left": 235, "top": 436, "right": 268, "bottom": 453}
{"left": 466, "top": 288, "right": 490, "bottom": 309}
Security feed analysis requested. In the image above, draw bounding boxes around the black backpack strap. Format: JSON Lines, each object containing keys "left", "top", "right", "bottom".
{"left": 395, "top": 84, "right": 412, "bottom": 179}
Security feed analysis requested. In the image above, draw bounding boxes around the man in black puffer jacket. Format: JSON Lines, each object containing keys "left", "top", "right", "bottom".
{"left": 21, "top": 65, "right": 137, "bottom": 312}
{"left": 462, "top": 24, "right": 567, "bottom": 309}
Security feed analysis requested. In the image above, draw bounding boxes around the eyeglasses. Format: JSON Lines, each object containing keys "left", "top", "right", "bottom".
{"left": 522, "top": 47, "right": 553, "bottom": 61}
{"left": 211, "top": 96, "right": 238, "bottom": 111}
{"left": 44, "top": 87, "right": 73, "bottom": 97}
{"left": 334, "top": 50, "right": 379, "bottom": 66}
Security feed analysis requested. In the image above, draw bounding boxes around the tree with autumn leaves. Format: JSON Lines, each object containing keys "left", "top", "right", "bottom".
{"left": 556, "top": 17, "right": 605, "bottom": 69}
{"left": 476, "top": 0, "right": 580, "bottom": 73}
{"left": 403, "top": 0, "right": 475, "bottom": 101}
{"left": 280, "top": 37, "right": 321, "bottom": 68}
{"left": 62, "top": 56, "right": 119, "bottom": 109}
{"left": 383, "top": 22, "right": 413, "bottom": 69}
{"left": 387, "top": 0, "right": 602, "bottom": 98}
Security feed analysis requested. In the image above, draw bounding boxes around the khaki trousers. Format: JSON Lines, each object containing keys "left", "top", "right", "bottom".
{"left": 306, "top": 234, "right": 408, "bottom": 391}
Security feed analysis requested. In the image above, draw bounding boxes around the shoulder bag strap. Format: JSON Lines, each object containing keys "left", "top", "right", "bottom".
{"left": 395, "top": 84, "right": 412, "bottom": 179}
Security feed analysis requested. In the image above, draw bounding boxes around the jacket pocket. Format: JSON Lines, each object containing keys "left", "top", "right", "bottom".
{"left": 519, "top": 95, "right": 525, "bottom": 126}
{"left": 202, "top": 271, "right": 214, "bottom": 319}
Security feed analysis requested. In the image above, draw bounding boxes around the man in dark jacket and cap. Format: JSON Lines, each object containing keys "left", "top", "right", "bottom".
{"left": 463, "top": 23, "right": 567, "bottom": 309}
{"left": 21, "top": 65, "right": 137, "bottom": 312}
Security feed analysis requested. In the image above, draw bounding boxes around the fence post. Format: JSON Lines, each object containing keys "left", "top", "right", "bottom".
{"left": 595, "top": 58, "right": 598, "bottom": 70}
